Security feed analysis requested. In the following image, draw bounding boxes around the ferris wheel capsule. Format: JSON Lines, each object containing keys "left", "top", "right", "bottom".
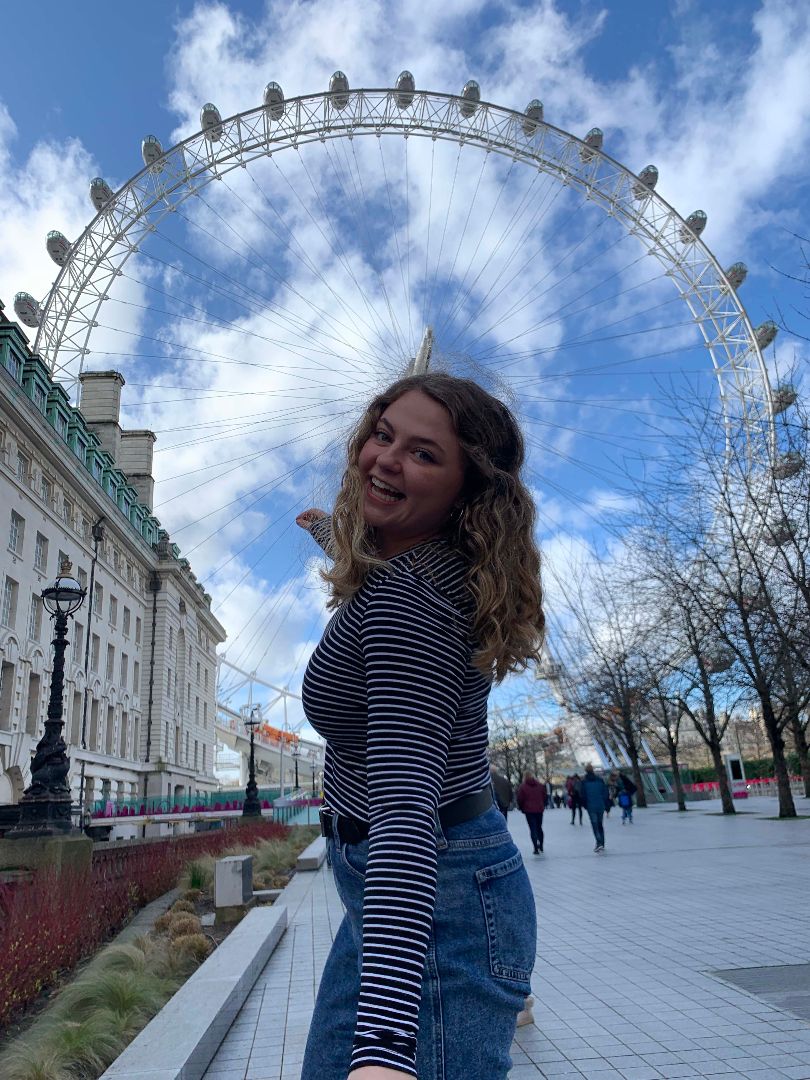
{"left": 771, "top": 383, "right": 796, "bottom": 415}
{"left": 89, "top": 177, "right": 113, "bottom": 212}
{"left": 763, "top": 516, "right": 794, "bottom": 546}
{"left": 46, "top": 230, "right": 71, "bottom": 266}
{"left": 263, "top": 82, "right": 285, "bottom": 120}
{"left": 755, "top": 320, "right": 778, "bottom": 350}
{"left": 13, "top": 291, "right": 42, "bottom": 328}
{"left": 772, "top": 451, "right": 804, "bottom": 480}
{"left": 522, "top": 99, "right": 544, "bottom": 136}
{"left": 580, "top": 127, "right": 603, "bottom": 162}
{"left": 141, "top": 135, "right": 164, "bottom": 167}
{"left": 459, "top": 80, "right": 480, "bottom": 118}
{"left": 632, "top": 164, "right": 658, "bottom": 198}
{"left": 394, "top": 70, "right": 415, "bottom": 109}
{"left": 329, "top": 71, "right": 350, "bottom": 110}
{"left": 724, "top": 262, "right": 748, "bottom": 290}
{"left": 201, "top": 103, "right": 223, "bottom": 142}
{"left": 680, "top": 210, "right": 707, "bottom": 243}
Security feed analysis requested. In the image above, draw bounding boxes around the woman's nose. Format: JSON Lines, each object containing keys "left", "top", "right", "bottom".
{"left": 375, "top": 444, "right": 402, "bottom": 471}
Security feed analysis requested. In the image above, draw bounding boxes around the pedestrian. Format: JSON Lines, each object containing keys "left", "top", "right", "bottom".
{"left": 580, "top": 763, "right": 611, "bottom": 853}
{"left": 553, "top": 792, "right": 562, "bottom": 809}
{"left": 490, "top": 764, "right": 514, "bottom": 820}
{"left": 296, "top": 371, "right": 545, "bottom": 1080}
{"left": 566, "top": 772, "right": 584, "bottom": 825}
{"left": 516, "top": 770, "right": 547, "bottom": 854}
{"left": 617, "top": 771, "right": 637, "bottom": 824}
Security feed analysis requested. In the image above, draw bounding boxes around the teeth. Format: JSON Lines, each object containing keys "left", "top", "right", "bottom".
{"left": 370, "top": 477, "right": 402, "bottom": 501}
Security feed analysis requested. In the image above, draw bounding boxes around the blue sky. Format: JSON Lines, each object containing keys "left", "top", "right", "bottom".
{"left": 1, "top": 0, "right": 808, "bottom": 734}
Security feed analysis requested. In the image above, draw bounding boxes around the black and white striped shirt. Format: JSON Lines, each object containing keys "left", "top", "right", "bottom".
{"left": 302, "top": 522, "right": 491, "bottom": 1075}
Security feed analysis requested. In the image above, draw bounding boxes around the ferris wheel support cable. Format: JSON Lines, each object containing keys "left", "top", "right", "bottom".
{"left": 152, "top": 409, "right": 357, "bottom": 456}
{"left": 230, "top": 167, "right": 400, "bottom": 367}
{"left": 425, "top": 139, "right": 463, "bottom": 338}
{"left": 421, "top": 139, "right": 436, "bottom": 337}
{"left": 404, "top": 136, "right": 413, "bottom": 356}
{"left": 376, "top": 138, "right": 413, "bottom": 356}
{"left": 319, "top": 135, "right": 412, "bottom": 367}
{"left": 276, "top": 148, "right": 407, "bottom": 366}
{"left": 154, "top": 412, "right": 350, "bottom": 508}
{"left": 176, "top": 192, "right": 381, "bottom": 377}
{"left": 223, "top": 553, "right": 303, "bottom": 656}
{"left": 339, "top": 140, "right": 413, "bottom": 364}
{"left": 466, "top": 213, "right": 616, "bottom": 355}
{"left": 436, "top": 155, "right": 526, "bottom": 337}
{"left": 478, "top": 289, "right": 686, "bottom": 369}
{"left": 432, "top": 149, "right": 491, "bottom": 340}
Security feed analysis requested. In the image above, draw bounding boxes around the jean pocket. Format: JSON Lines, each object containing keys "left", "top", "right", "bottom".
{"left": 475, "top": 852, "right": 535, "bottom": 984}
{"left": 338, "top": 839, "right": 367, "bottom": 882}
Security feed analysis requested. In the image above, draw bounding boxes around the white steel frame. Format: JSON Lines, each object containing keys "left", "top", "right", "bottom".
{"left": 32, "top": 87, "right": 774, "bottom": 461}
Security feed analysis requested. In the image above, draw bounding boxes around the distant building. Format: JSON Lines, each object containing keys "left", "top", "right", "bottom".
{"left": 0, "top": 300, "right": 225, "bottom": 813}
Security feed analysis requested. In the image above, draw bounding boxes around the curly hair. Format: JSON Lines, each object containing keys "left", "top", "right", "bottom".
{"left": 321, "top": 372, "right": 545, "bottom": 682}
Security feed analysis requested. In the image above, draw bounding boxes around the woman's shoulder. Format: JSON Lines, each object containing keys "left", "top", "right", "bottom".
{"left": 367, "top": 541, "right": 473, "bottom": 618}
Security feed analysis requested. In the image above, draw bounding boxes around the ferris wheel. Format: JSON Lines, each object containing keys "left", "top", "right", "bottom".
{"left": 12, "top": 71, "right": 797, "bottom": 708}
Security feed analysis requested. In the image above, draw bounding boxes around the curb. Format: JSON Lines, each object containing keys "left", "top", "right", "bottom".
{"left": 100, "top": 902, "right": 288, "bottom": 1080}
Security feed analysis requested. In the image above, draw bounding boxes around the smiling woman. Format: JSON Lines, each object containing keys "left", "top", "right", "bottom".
{"left": 295, "top": 371, "right": 544, "bottom": 1079}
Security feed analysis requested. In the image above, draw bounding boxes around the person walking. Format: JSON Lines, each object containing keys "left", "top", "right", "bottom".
{"left": 516, "top": 771, "right": 547, "bottom": 854}
{"left": 296, "top": 371, "right": 545, "bottom": 1080}
{"left": 566, "top": 773, "right": 584, "bottom": 825}
{"left": 490, "top": 764, "right": 514, "bottom": 820}
{"left": 617, "top": 771, "right": 637, "bottom": 823}
{"left": 580, "top": 764, "right": 610, "bottom": 852}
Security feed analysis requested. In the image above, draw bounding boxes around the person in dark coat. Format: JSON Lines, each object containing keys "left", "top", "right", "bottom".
{"left": 566, "top": 773, "right": 584, "bottom": 825}
{"left": 516, "top": 771, "right": 547, "bottom": 854}
{"left": 490, "top": 765, "right": 514, "bottom": 819}
{"left": 580, "top": 763, "right": 611, "bottom": 853}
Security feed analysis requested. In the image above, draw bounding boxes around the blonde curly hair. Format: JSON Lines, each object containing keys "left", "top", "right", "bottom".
{"left": 321, "top": 372, "right": 545, "bottom": 682}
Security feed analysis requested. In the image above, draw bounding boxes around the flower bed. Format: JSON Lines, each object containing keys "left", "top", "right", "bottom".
{"left": 0, "top": 819, "right": 286, "bottom": 1029}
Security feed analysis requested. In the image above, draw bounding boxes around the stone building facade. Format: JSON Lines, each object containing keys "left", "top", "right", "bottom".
{"left": 0, "top": 301, "right": 225, "bottom": 813}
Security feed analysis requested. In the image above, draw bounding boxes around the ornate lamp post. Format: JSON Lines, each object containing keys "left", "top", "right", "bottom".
{"left": 242, "top": 707, "right": 261, "bottom": 817}
{"left": 292, "top": 741, "right": 300, "bottom": 790}
{"left": 8, "top": 561, "right": 86, "bottom": 838}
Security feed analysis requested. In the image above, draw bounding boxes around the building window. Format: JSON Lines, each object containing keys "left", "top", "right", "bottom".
{"left": 204, "top": 667, "right": 208, "bottom": 691}
{"left": 93, "top": 582, "right": 103, "bottom": 616}
{"left": 194, "top": 739, "right": 199, "bottom": 770}
{"left": 106, "top": 644, "right": 115, "bottom": 681}
{"left": 9, "top": 512, "right": 25, "bottom": 555}
{"left": 203, "top": 701, "right": 208, "bottom": 727}
{"left": 33, "top": 383, "right": 47, "bottom": 410}
{"left": 120, "top": 652, "right": 128, "bottom": 689}
{"left": 90, "top": 634, "right": 100, "bottom": 673}
{"left": 202, "top": 745, "right": 207, "bottom": 772}
{"left": 108, "top": 595, "right": 118, "bottom": 627}
{"left": 34, "top": 533, "right": 49, "bottom": 573}
{"left": 133, "top": 660, "right": 140, "bottom": 691}
{"left": 195, "top": 696, "right": 199, "bottom": 722}
{"left": 40, "top": 475, "right": 53, "bottom": 505}
{"left": 187, "top": 683, "right": 191, "bottom": 707}
{"left": 135, "top": 616, "right": 142, "bottom": 645}
{"left": 63, "top": 497, "right": 74, "bottom": 526}
{"left": 55, "top": 413, "right": 68, "bottom": 438}
{"left": 77, "top": 567, "right": 87, "bottom": 591}
{"left": 168, "top": 626, "right": 174, "bottom": 653}
{"left": 16, "top": 452, "right": 29, "bottom": 483}
{"left": 27, "top": 595, "right": 42, "bottom": 641}
{"left": 196, "top": 661, "right": 200, "bottom": 685}
{"left": 73, "top": 622, "right": 84, "bottom": 665}
{"left": 167, "top": 667, "right": 172, "bottom": 699}
{"left": 1, "top": 578, "right": 18, "bottom": 629}
{"left": 123, "top": 606, "right": 131, "bottom": 637}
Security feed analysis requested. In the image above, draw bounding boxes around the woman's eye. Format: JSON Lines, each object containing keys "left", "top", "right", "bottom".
{"left": 414, "top": 448, "right": 435, "bottom": 463}
{"left": 374, "top": 429, "right": 390, "bottom": 442}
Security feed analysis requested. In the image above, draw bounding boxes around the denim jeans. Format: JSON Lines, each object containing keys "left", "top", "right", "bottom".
{"left": 301, "top": 803, "right": 536, "bottom": 1080}
{"left": 588, "top": 809, "right": 605, "bottom": 847}
{"left": 524, "top": 811, "right": 544, "bottom": 852}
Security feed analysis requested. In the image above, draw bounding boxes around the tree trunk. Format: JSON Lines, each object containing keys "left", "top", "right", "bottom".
{"left": 666, "top": 736, "right": 687, "bottom": 811}
{"left": 710, "top": 742, "right": 736, "bottom": 814}
{"left": 759, "top": 696, "right": 797, "bottom": 818}
{"left": 790, "top": 713, "right": 810, "bottom": 800}
{"left": 623, "top": 729, "right": 648, "bottom": 808}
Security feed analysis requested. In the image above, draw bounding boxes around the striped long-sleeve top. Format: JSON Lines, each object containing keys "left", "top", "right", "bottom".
{"left": 301, "top": 521, "right": 492, "bottom": 1076}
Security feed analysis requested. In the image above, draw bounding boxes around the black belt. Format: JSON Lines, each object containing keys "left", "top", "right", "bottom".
{"left": 319, "top": 786, "right": 494, "bottom": 845}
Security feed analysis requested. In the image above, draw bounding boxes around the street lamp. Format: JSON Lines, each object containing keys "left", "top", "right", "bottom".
{"left": 292, "top": 741, "right": 300, "bottom": 790}
{"left": 8, "top": 560, "right": 86, "bottom": 838}
{"left": 242, "top": 707, "right": 261, "bottom": 817}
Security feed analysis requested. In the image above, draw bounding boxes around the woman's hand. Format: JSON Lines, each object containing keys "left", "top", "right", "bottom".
{"left": 348, "top": 1069, "right": 412, "bottom": 1080}
{"left": 296, "top": 507, "right": 328, "bottom": 530}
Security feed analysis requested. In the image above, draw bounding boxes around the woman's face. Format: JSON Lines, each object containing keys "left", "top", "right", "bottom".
{"left": 357, "top": 389, "right": 466, "bottom": 558}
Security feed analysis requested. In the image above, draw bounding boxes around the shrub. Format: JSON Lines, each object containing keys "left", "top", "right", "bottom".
{"left": 153, "top": 912, "right": 173, "bottom": 935}
{"left": 169, "top": 899, "right": 196, "bottom": 915}
{"left": 182, "top": 888, "right": 203, "bottom": 902}
{"left": 169, "top": 933, "right": 214, "bottom": 967}
{"left": 167, "top": 914, "right": 202, "bottom": 940}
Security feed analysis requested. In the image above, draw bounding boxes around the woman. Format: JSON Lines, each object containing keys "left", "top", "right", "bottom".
{"left": 516, "top": 771, "right": 547, "bottom": 854}
{"left": 296, "top": 372, "right": 545, "bottom": 1080}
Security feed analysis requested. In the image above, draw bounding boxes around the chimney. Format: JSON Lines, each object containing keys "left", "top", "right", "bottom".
{"left": 78, "top": 371, "right": 125, "bottom": 461}
{"left": 119, "top": 429, "right": 157, "bottom": 509}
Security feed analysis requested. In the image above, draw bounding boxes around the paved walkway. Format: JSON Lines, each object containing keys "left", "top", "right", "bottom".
{"left": 204, "top": 797, "right": 810, "bottom": 1080}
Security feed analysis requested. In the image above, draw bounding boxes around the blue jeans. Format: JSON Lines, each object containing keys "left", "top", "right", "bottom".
{"left": 588, "top": 809, "right": 605, "bottom": 847}
{"left": 301, "top": 804, "right": 536, "bottom": 1080}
